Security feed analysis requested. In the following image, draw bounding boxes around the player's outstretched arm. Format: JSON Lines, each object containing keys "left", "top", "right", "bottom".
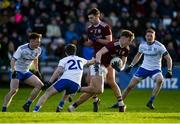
{"left": 49, "top": 66, "right": 64, "bottom": 83}
{"left": 125, "top": 52, "right": 142, "bottom": 73}
{"left": 97, "top": 35, "right": 112, "bottom": 45}
{"left": 86, "top": 58, "right": 96, "bottom": 66}
{"left": 33, "top": 58, "right": 39, "bottom": 72}
{"left": 95, "top": 47, "right": 109, "bottom": 63}
{"left": 32, "top": 58, "right": 43, "bottom": 79}
{"left": 129, "top": 52, "right": 142, "bottom": 67}
{"left": 130, "top": 52, "right": 142, "bottom": 66}
{"left": 163, "top": 53, "right": 173, "bottom": 78}
{"left": 10, "top": 58, "right": 18, "bottom": 79}
{"left": 120, "top": 56, "right": 127, "bottom": 71}
{"left": 10, "top": 58, "right": 16, "bottom": 72}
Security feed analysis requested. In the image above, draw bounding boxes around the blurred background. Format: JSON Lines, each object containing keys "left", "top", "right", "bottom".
{"left": 0, "top": 0, "right": 179, "bottom": 89}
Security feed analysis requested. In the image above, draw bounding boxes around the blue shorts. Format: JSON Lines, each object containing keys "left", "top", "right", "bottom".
{"left": 53, "top": 79, "right": 80, "bottom": 95}
{"left": 134, "top": 67, "right": 161, "bottom": 79}
{"left": 10, "top": 71, "right": 33, "bottom": 80}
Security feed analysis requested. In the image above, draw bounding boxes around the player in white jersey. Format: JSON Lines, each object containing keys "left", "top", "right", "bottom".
{"left": 2, "top": 33, "right": 44, "bottom": 112}
{"left": 121, "top": 28, "right": 173, "bottom": 109}
{"left": 33, "top": 44, "right": 95, "bottom": 112}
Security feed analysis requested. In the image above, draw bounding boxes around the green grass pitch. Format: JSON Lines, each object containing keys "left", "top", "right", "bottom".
{"left": 0, "top": 88, "right": 180, "bottom": 123}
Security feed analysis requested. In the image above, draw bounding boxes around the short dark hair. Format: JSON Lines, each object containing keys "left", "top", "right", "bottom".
{"left": 65, "top": 44, "right": 77, "bottom": 55}
{"left": 120, "top": 30, "right": 135, "bottom": 42}
{"left": 146, "top": 28, "right": 155, "bottom": 34}
{"left": 29, "top": 33, "right": 42, "bottom": 40}
{"left": 87, "top": 8, "right": 100, "bottom": 16}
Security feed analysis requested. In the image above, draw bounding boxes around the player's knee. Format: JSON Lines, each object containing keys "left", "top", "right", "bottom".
{"left": 127, "top": 85, "right": 135, "bottom": 90}
{"left": 100, "top": 88, "right": 104, "bottom": 94}
{"left": 10, "top": 88, "right": 18, "bottom": 95}
{"left": 36, "top": 81, "right": 44, "bottom": 89}
{"left": 156, "top": 78, "right": 163, "bottom": 85}
{"left": 106, "top": 76, "right": 113, "bottom": 83}
{"left": 127, "top": 78, "right": 139, "bottom": 90}
{"left": 86, "top": 77, "right": 90, "bottom": 85}
{"left": 96, "top": 88, "right": 103, "bottom": 94}
{"left": 107, "top": 78, "right": 116, "bottom": 87}
{"left": 44, "top": 90, "right": 51, "bottom": 98}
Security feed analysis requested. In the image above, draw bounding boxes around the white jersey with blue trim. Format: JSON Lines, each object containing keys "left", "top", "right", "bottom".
{"left": 58, "top": 55, "right": 87, "bottom": 86}
{"left": 13, "top": 43, "right": 41, "bottom": 72}
{"left": 139, "top": 40, "right": 167, "bottom": 70}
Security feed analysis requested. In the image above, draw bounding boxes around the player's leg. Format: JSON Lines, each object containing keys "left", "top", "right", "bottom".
{"left": 107, "top": 66, "right": 121, "bottom": 97}
{"left": 122, "top": 77, "right": 140, "bottom": 99}
{"left": 90, "top": 75, "right": 104, "bottom": 112}
{"left": 80, "top": 63, "right": 106, "bottom": 94}
{"left": 80, "top": 75, "right": 104, "bottom": 94}
{"left": 106, "top": 66, "right": 126, "bottom": 112}
{"left": 33, "top": 85, "right": 58, "bottom": 112}
{"left": 34, "top": 79, "right": 77, "bottom": 112}
{"left": 110, "top": 77, "right": 141, "bottom": 109}
{"left": 110, "top": 76, "right": 140, "bottom": 108}
{"left": 2, "top": 79, "right": 20, "bottom": 112}
{"left": 80, "top": 64, "right": 103, "bottom": 112}
{"left": 85, "top": 65, "right": 100, "bottom": 109}
{"left": 68, "top": 92, "right": 93, "bottom": 112}
{"left": 147, "top": 72, "right": 163, "bottom": 109}
{"left": 56, "top": 91, "right": 70, "bottom": 112}
{"left": 123, "top": 67, "right": 149, "bottom": 101}
{"left": 90, "top": 64, "right": 106, "bottom": 112}
{"left": 23, "top": 72, "right": 44, "bottom": 112}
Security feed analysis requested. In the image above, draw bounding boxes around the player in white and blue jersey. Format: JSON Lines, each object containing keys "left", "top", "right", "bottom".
{"left": 121, "top": 28, "right": 173, "bottom": 109}
{"left": 33, "top": 44, "right": 95, "bottom": 112}
{"left": 2, "top": 33, "right": 44, "bottom": 112}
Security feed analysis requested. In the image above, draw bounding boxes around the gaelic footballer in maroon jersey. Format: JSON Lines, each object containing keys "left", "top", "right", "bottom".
{"left": 101, "top": 40, "right": 130, "bottom": 67}
{"left": 96, "top": 30, "right": 135, "bottom": 72}
{"left": 87, "top": 8, "right": 112, "bottom": 56}
{"left": 87, "top": 21, "right": 112, "bottom": 55}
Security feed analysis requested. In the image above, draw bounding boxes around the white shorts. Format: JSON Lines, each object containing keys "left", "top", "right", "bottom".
{"left": 134, "top": 67, "right": 163, "bottom": 81}
{"left": 89, "top": 64, "right": 108, "bottom": 79}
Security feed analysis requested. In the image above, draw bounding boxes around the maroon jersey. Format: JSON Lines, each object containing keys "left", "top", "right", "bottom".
{"left": 87, "top": 21, "right": 112, "bottom": 55}
{"left": 101, "top": 40, "right": 130, "bottom": 67}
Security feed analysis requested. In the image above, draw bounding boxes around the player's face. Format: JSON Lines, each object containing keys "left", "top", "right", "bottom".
{"left": 30, "top": 38, "right": 41, "bottom": 49}
{"left": 120, "top": 36, "right": 131, "bottom": 46}
{"left": 88, "top": 14, "right": 99, "bottom": 25}
{"left": 145, "top": 32, "right": 155, "bottom": 43}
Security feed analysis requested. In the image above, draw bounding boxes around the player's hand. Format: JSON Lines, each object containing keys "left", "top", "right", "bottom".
{"left": 111, "top": 61, "right": 120, "bottom": 72}
{"left": 89, "top": 35, "right": 97, "bottom": 42}
{"left": 94, "top": 63, "right": 100, "bottom": 73}
{"left": 124, "top": 66, "right": 132, "bottom": 73}
{"left": 165, "top": 70, "right": 172, "bottom": 78}
{"left": 34, "top": 71, "right": 42, "bottom": 80}
{"left": 12, "top": 71, "right": 18, "bottom": 79}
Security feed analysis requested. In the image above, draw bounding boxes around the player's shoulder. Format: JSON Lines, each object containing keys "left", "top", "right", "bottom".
{"left": 75, "top": 55, "right": 87, "bottom": 61}
{"left": 87, "top": 24, "right": 93, "bottom": 29}
{"left": 105, "top": 41, "right": 115, "bottom": 48}
{"left": 126, "top": 46, "right": 130, "bottom": 51}
{"left": 37, "top": 46, "right": 41, "bottom": 52}
{"left": 154, "top": 40, "right": 164, "bottom": 47}
{"left": 87, "top": 21, "right": 109, "bottom": 29}
{"left": 140, "top": 41, "right": 146, "bottom": 45}
{"left": 19, "top": 43, "right": 29, "bottom": 50}
{"left": 139, "top": 42, "right": 146, "bottom": 47}
{"left": 99, "top": 21, "right": 109, "bottom": 28}
{"left": 59, "top": 56, "right": 69, "bottom": 64}
{"left": 62, "top": 55, "right": 81, "bottom": 60}
{"left": 62, "top": 56, "right": 72, "bottom": 61}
